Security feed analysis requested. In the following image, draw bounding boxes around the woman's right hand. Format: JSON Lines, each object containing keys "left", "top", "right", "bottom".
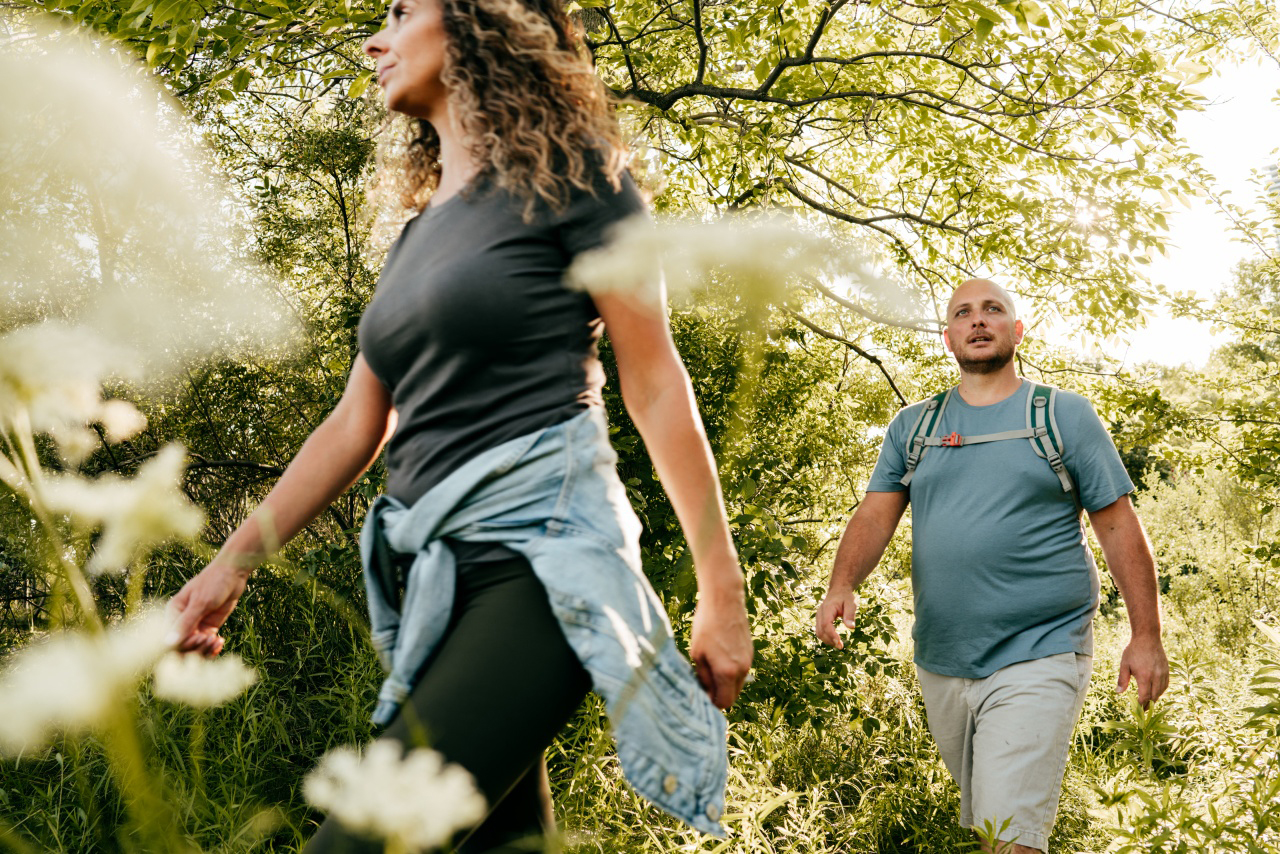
{"left": 166, "top": 561, "right": 250, "bottom": 655}
{"left": 689, "top": 586, "right": 753, "bottom": 710}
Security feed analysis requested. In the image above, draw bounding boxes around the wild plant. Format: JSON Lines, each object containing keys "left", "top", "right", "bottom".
{"left": 0, "top": 21, "right": 484, "bottom": 854}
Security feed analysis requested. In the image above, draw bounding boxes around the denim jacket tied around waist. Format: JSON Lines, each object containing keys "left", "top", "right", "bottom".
{"left": 359, "top": 407, "right": 728, "bottom": 836}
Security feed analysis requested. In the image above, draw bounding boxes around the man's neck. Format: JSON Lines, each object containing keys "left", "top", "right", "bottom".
{"left": 955, "top": 365, "right": 1023, "bottom": 406}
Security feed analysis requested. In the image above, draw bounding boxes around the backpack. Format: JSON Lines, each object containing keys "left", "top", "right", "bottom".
{"left": 899, "top": 383, "right": 1074, "bottom": 494}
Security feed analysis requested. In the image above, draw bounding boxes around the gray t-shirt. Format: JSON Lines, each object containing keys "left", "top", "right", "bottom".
{"left": 866, "top": 380, "right": 1134, "bottom": 678}
{"left": 358, "top": 169, "right": 645, "bottom": 506}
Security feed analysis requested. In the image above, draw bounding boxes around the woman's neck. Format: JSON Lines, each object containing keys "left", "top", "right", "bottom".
{"left": 428, "top": 104, "right": 481, "bottom": 206}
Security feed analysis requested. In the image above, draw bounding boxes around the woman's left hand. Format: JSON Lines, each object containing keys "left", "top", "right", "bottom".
{"left": 690, "top": 588, "right": 753, "bottom": 710}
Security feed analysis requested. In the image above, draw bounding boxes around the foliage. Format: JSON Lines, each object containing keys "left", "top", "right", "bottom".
{"left": 4, "top": 0, "right": 1280, "bottom": 852}
{"left": 1097, "top": 623, "right": 1280, "bottom": 853}
{"left": 25, "top": 0, "right": 1265, "bottom": 370}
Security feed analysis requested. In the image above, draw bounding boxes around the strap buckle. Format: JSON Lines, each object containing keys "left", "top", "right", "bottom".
{"left": 940, "top": 432, "right": 964, "bottom": 447}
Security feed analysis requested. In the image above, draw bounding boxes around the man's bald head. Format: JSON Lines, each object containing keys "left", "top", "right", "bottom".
{"left": 944, "top": 278, "right": 1023, "bottom": 376}
{"left": 946, "top": 279, "right": 1017, "bottom": 321}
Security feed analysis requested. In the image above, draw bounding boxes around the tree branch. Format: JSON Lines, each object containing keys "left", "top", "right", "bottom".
{"left": 786, "top": 310, "right": 909, "bottom": 406}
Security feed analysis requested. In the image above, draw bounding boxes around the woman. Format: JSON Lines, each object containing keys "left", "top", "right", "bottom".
{"left": 166, "top": 0, "right": 753, "bottom": 851}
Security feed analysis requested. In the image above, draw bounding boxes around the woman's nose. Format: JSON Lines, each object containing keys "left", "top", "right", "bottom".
{"left": 364, "top": 30, "right": 386, "bottom": 58}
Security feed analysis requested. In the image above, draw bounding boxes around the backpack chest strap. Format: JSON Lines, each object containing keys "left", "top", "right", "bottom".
{"left": 919, "top": 427, "right": 1047, "bottom": 447}
{"left": 900, "top": 383, "right": 1076, "bottom": 495}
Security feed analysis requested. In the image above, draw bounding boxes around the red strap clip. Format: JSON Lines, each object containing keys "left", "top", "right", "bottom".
{"left": 941, "top": 432, "right": 964, "bottom": 447}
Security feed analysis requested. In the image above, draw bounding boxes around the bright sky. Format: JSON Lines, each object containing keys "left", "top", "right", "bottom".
{"left": 1096, "top": 60, "right": 1280, "bottom": 368}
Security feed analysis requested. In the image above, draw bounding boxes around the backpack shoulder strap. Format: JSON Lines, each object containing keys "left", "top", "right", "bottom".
{"left": 900, "top": 389, "right": 952, "bottom": 487}
{"left": 1026, "top": 383, "right": 1074, "bottom": 493}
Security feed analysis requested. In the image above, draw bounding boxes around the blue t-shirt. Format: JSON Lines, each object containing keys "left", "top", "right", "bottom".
{"left": 866, "top": 380, "right": 1134, "bottom": 678}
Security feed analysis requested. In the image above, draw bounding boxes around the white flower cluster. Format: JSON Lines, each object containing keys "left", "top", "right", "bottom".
{"left": 152, "top": 651, "right": 258, "bottom": 708}
{"left": 0, "top": 607, "right": 170, "bottom": 754}
{"left": 567, "top": 215, "right": 921, "bottom": 323}
{"left": 303, "top": 741, "right": 486, "bottom": 852}
{"left": 0, "top": 23, "right": 287, "bottom": 590}
{"left": 0, "top": 323, "right": 145, "bottom": 467}
{"left": 0, "top": 23, "right": 296, "bottom": 372}
{"left": 40, "top": 445, "right": 205, "bottom": 574}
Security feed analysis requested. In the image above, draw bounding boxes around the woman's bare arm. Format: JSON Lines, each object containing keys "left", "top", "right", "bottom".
{"left": 167, "top": 355, "right": 396, "bottom": 652}
{"left": 594, "top": 288, "right": 752, "bottom": 710}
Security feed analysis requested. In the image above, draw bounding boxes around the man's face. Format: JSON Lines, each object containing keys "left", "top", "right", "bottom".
{"left": 943, "top": 281, "right": 1023, "bottom": 375}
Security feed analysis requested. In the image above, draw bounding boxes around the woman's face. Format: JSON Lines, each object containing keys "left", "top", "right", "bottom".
{"left": 363, "top": 0, "right": 449, "bottom": 120}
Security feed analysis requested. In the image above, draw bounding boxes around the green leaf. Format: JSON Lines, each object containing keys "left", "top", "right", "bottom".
{"left": 347, "top": 70, "right": 373, "bottom": 99}
{"left": 150, "top": 0, "right": 182, "bottom": 26}
{"left": 962, "top": 1, "right": 1004, "bottom": 25}
{"left": 753, "top": 54, "right": 773, "bottom": 84}
{"left": 1017, "top": 0, "right": 1050, "bottom": 27}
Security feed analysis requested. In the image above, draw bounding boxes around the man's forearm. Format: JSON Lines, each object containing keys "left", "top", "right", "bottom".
{"left": 1089, "top": 498, "right": 1162, "bottom": 638}
{"left": 1089, "top": 494, "right": 1169, "bottom": 704}
{"left": 1104, "top": 542, "right": 1162, "bottom": 638}
{"left": 827, "top": 492, "right": 908, "bottom": 593}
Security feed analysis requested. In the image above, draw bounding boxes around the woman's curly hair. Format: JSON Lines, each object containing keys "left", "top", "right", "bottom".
{"left": 379, "top": 0, "right": 627, "bottom": 219}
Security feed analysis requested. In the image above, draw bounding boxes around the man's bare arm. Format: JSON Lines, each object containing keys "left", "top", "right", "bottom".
{"left": 1088, "top": 494, "right": 1169, "bottom": 707}
{"left": 815, "top": 490, "right": 909, "bottom": 649}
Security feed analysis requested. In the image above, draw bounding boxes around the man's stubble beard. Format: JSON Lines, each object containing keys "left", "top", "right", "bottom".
{"left": 955, "top": 341, "right": 1016, "bottom": 375}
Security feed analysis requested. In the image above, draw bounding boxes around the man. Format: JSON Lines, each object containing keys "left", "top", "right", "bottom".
{"left": 815, "top": 279, "right": 1168, "bottom": 853}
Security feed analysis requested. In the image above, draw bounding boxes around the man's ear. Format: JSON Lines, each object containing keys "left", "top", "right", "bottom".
{"left": 1014, "top": 318, "right": 1025, "bottom": 346}
{"left": 942, "top": 327, "right": 954, "bottom": 354}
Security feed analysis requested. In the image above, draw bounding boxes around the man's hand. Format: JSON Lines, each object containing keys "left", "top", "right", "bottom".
{"left": 689, "top": 591, "right": 753, "bottom": 710}
{"left": 814, "top": 588, "right": 858, "bottom": 649}
{"left": 166, "top": 562, "right": 249, "bottom": 656}
{"left": 1117, "top": 633, "right": 1169, "bottom": 708}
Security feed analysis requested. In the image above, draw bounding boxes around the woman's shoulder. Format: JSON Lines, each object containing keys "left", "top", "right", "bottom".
{"left": 565, "top": 166, "right": 645, "bottom": 217}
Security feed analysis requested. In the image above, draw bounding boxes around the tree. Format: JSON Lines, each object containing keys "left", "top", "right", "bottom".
{"left": 19, "top": 0, "right": 1268, "bottom": 397}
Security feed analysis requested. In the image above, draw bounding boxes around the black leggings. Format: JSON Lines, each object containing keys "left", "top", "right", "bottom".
{"left": 305, "top": 549, "right": 592, "bottom": 854}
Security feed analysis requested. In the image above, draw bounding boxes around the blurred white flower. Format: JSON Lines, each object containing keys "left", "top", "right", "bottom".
{"left": 99, "top": 399, "right": 148, "bottom": 444}
{"left": 152, "top": 651, "right": 258, "bottom": 708}
{"left": 567, "top": 215, "right": 922, "bottom": 324}
{"left": 0, "top": 21, "right": 297, "bottom": 375}
{"left": 304, "top": 741, "right": 486, "bottom": 852}
{"left": 0, "top": 321, "right": 148, "bottom": 464}
{"left": 0, "top": 606, "right": 171, "bottom": 754}
{"left": 0, "top": 321, "right": 133, "bottom": 422}
{"left": 40, "top": 444, "right": 205, "bottom": 574}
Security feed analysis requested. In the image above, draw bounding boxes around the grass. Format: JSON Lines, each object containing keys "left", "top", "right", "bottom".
{"left": 1, "top": 483, "right": 1279, "bottom": 854}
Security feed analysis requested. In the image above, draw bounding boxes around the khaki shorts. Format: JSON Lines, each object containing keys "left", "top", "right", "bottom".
{"left": 916, "top": 652, "right": 1093, "bottom": 852}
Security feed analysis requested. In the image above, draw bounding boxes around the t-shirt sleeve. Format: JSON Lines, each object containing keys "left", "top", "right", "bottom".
{"left": 1060, "top": 393, "right": 1135, "bottom": 512}
{"left": 558, "top": 169, "right": 648, "bottom": 259}
{"left": 865, "top": 406, "right": 917, "bottom": 493}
